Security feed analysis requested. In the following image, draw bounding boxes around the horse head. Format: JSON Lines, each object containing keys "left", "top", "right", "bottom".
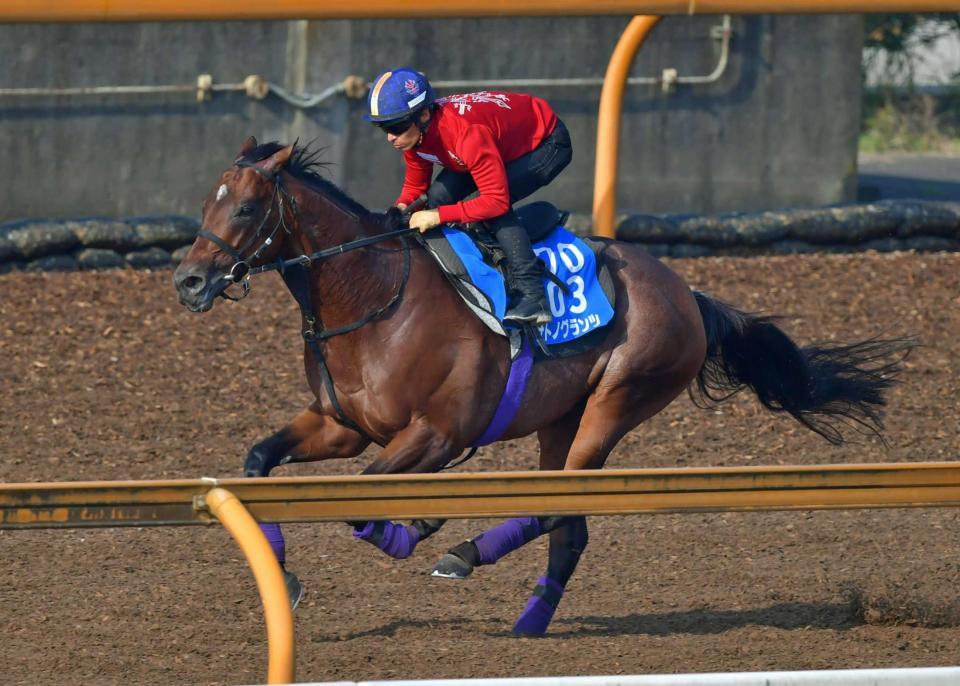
{"left": 173, "top": 136, "right": 297, "bottom": 312}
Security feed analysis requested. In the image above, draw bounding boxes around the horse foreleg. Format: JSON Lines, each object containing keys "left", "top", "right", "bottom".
{"left": 244, "top": 402, "right": 370, "bottom": 477}
{"left": 432, "top": 516, "right": 544, "bottom": 578}
{"left": 350, "top": 420, "right": 458, "bottom": 559}
{"left": 349, "top": 517, "right": 446, "bottom": 559}
{"left": 243, "top": 402, "right": 370, "bottom": 607}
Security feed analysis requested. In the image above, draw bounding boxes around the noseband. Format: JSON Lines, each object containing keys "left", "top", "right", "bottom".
{"left": 196, "top": 161, "right": 296, "bottom": 300}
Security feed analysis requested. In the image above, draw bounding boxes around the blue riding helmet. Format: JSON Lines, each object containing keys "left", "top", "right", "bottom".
{"left": 364, "top": 68, "right": 435, "bottom": 123}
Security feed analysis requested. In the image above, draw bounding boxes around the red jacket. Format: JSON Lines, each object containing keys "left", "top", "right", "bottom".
{"left": 395, "top": 91, "right": 558, "bottom": 224}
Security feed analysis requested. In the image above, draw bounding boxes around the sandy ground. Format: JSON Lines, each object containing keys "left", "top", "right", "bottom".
{"left": 2, "top": 251, "right": 960, "bottom": 685}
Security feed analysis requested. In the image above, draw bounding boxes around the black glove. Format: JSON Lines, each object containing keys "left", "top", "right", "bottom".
{"left": 383, "top": 206, "right": 406, "bottom": 232}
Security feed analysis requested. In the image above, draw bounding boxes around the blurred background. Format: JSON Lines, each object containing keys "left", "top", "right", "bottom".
{"left": 0, "top": 13, "right": 957, "bottom": 221}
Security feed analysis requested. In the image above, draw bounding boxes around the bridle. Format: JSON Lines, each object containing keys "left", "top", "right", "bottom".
{"left": 194, "top": 160, "right": 300, "bottom": 301}
{"left": 197, "top": 160, "right": 417, "bottom": 302}
{"left": 194, "top": 160, "right": 420, "bottom": 443}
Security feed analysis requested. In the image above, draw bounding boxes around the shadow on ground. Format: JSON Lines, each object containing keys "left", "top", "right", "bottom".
{"left": 546, "top": 602, "right": 861, "bottom": 638}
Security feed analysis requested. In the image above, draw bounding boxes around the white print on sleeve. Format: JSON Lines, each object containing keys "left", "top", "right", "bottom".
{"left": 438, "top": 91, "right": 512, "bottom": 116}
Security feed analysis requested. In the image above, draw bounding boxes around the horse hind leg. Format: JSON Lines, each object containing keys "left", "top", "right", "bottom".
{"left": 511, "top": 381, "right": 689, "bottom": 635}
{"left": 431, "top": 512, "right": 589, "bottom": 634}
{"left": 507, "top": 409, "right": 590, "bottom": 635}
{"left": 431, "top": 402, "right": 585, "bottom": 582}
{"left": 514, "top": 516, "right": 588, "bottom": 635}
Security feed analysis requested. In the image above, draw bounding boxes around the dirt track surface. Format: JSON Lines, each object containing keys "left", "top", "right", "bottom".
{"left": 3, "top": 252, "right": 960, "bottom": 685}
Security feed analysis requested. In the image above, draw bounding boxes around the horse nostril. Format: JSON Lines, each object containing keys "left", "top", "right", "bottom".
{"left": 180, "top": 274, "right": 206, "bottom": 294}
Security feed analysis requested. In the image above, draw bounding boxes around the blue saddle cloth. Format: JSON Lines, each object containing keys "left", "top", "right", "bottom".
{"left": 440, "top": 225, "right": 615, "bottom": 346}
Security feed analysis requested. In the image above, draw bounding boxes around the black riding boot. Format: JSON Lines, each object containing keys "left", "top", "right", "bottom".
{"left": 493, "top": 217, "right": 552, "bottom": 326}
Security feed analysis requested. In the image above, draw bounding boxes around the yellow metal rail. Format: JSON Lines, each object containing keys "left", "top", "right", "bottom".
{"left": 6, "top": 463, "right": 960, "bottom": 529}
{"left": 6, "top": 462, "right": 960, "bottom": 684}
{"left": 205, "top": 488, "right": 295, "bottom": 685}
{"left": 593, "top": 16, "right": 662, "bottom": 239}
{"left": 2, "top": 1, "right": 956, "bottom": 21}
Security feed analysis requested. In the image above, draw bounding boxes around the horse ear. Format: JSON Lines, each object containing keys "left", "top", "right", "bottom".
{"left": 260, "top": 143, "right": 295, "bottom": 174}
{"left": 236, "top": 136, "right": 258, "bottom": 161}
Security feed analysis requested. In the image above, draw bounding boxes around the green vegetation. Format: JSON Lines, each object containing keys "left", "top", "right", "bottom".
{"left": 861, "top": 13, "right": 960, "bottom": 154}
{"left": 860, "top": 90, "right": 960, "bottom": 154}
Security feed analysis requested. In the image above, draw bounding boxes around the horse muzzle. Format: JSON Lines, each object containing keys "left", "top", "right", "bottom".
{"left": 172, "top": 261, "right": 232, "bottom": 312}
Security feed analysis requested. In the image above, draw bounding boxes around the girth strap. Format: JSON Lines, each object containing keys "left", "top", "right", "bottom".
{"left": 470, "top": 334, "right": 535, "bottom": 447}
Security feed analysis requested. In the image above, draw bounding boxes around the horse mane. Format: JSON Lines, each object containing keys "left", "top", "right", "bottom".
{"left": 238, "top": 141, "right": 372, "bottom": 217}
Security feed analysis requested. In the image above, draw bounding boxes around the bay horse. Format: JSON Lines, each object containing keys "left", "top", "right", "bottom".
{"left": 173, "top": 138, "right": 911, "bottom": 635}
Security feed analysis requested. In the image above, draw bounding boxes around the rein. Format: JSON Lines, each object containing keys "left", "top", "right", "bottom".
{"left": 247, "top": 191, "right": 426, "bottom": 279}
{"left": 198, "top": 161, "right": 418, "bottom": 443}
{"left": 201, "top": 160, "right": 415, "bottom": 313}
{"left": 248, "top": 227, "right": 415, "bottom": 279}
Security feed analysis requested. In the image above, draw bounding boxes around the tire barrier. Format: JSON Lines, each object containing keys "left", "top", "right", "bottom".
{"left": 608, "top": 199, "right": 960, "bottom": 258}
{"left": 0, "top": 215, "right": 198, "bottom": 273}
{"left": 1, "top": 200, "right": 958, "bottom": 273}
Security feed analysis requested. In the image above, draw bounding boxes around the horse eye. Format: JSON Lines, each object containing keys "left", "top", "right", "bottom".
{"left": 235, "top": 203, "right": 256, "bottom": 218}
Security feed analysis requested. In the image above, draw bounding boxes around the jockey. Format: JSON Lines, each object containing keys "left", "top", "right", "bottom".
{"left": 365, "top": 67, "right": 573, "bottom": 326}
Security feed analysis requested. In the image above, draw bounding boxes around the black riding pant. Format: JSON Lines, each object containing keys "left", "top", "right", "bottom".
{"left": 425, "top": 120, "right": 573, "bottom": 298}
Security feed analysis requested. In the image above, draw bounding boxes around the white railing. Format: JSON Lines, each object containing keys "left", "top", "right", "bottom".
{"left": 299, "top": 666, "right": 960, "bottom": 686}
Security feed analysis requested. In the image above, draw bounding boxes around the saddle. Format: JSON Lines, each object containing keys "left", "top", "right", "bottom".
{"left": 421, "top": 201, "right": 616, "bottom": 360}
{"left": 469, "top": 202, "right": 569, "bottom": 257}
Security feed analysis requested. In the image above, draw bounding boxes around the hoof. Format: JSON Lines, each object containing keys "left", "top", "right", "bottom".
{"left": 431, "top": 552, "right": 474, "bottom": 579}
{"left": 283, "top": 568, "right": 305, "bottom": 610}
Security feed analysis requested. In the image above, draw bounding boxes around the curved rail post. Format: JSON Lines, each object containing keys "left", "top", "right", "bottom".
{"left": 204, "top": 487, "right": 295, "bottom": 685}
{"left": 592, "top": 16, "right": 663, "bottom": 239}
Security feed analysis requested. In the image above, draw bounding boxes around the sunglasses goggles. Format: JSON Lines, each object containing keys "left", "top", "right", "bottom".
{"left": 376, "top": 118, "right": 416, "bottom": 136}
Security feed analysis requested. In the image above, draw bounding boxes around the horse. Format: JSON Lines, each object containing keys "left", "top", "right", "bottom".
{"left": 173, "top": 138, "right": 912, "bottom": 635}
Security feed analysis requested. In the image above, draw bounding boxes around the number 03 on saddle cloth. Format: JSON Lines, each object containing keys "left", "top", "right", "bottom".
{"left": 420, "top": 201, "right": 616, "bottom": 360}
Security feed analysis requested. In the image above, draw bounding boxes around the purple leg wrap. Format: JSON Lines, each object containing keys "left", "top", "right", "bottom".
{"left": 353, "top": 520, "right": 421, "bottom": 559}
{"left": 260, "top": 522, "right": 285, "bottom": 565}
{"left": 513, "top": 576, "right": 565, "bottom": 636}
{"left": 472, "top": 516, "right": 541, "bottom": 565}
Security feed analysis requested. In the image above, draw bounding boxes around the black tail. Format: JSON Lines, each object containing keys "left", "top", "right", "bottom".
{"left": 691, "top": 291, "right": 915, "bottom": 445}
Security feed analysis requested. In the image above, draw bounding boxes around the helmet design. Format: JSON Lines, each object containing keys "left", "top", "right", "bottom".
{"left": 364, "top": 68, "right": 435, "bottom": 123}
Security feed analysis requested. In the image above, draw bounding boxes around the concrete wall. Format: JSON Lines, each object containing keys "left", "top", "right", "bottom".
{"left": 0, "top": 15, "right": 863, "bottom": 221}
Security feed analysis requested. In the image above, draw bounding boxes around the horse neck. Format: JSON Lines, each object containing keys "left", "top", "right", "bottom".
{"left": 283, "top": 181, "right": 402, "bottom": 328}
